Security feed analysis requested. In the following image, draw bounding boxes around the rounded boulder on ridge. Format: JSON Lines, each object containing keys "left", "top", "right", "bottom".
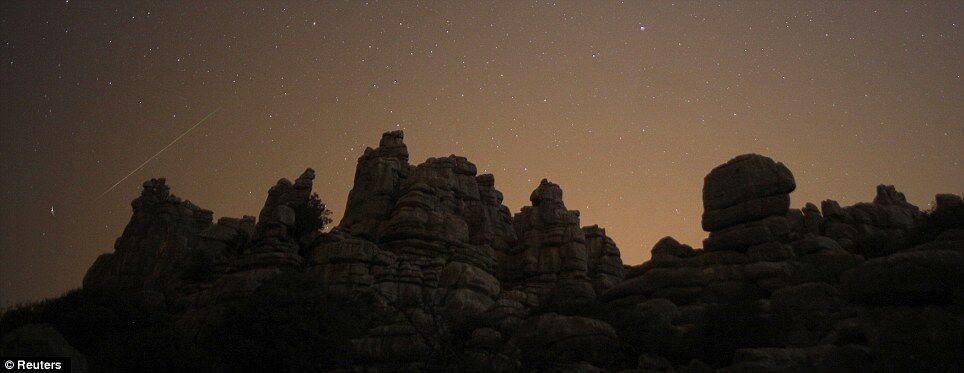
{"left": 702, "top": 154, "right": 796, "bottom": 212}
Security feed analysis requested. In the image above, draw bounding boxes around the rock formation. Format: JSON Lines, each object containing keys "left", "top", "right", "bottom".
{"left": 83, "top": 178, "right": 213, "bottom": 295}
{"left": 503, "top": 179, "right": 598, "bottom": 309}
{"left": 5, "top": 131, "right": 960, "bottom": 372}
{"left": 603, "top": 153, "right": 961, "bottom": 370}
{"left": 813, "top": 184, "right": 925, "bottom": 258}
{"left": 701, "top": 154, "right": 796, "bottom": 251}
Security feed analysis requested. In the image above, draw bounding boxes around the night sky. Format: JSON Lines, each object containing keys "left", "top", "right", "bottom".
{"left": 1, "top": 1, "right": 961, "bottom": 307}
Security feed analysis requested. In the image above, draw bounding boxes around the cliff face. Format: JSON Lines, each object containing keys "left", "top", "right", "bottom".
{"left": 40, "top": 132, "right": 964, "bottom": 370}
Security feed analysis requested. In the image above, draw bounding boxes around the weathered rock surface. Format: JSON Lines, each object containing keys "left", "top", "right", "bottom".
{"left": 265, "top": 132, "right": 615, "bottom": 365}
{"left": 83, "top": 178, "right": 213, "bottom": 294}
{"left": 584, "top": 225, "right": 625, "bottom": 294}
{"left": 503, "top": 179, "right": 597, "bottom": 309}
{"left": 701, "top": 154, "right": 796, "bottom": 251}
{"left": 601, "top": 153, "right": 960, "bottom": 371}
{"left": 816, "top": 185, "right": 927, "bottom": 258}
{"left": 702, "top": 154, "right": 796, "bottom": 212}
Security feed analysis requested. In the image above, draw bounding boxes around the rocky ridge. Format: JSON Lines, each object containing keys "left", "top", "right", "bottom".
{"left": 5, "top": 131, "right": 961, "bottom": 371}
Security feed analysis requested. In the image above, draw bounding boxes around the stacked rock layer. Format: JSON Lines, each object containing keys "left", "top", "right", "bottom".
{"left": 701, "top": 154, "right": 796, "bottom": 251}
{"left": 62, "top": 132, "right": 963, "bottom": 372}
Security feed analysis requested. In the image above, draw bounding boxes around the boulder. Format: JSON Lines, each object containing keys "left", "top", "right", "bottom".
{"left": 700, "top": 154, "right": 797, "bottom": 252}
{"left": 702, "top": 154, "right": 795, "bottom": 212}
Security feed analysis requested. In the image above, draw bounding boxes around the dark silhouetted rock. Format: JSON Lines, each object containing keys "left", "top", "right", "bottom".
{"left": 702, "top": 154, "right": 795, "bottom": 212}
{"left": 873, "top": 184, "right": 918, "bottom": 210}
{"left": 40, "top": 132, "right": 960, "bottom": 372}
{"left": 701, "top": 154, "right": 796, "bottom": 252}
{"left": 651, "top": 236, "right": 695, "bottom": 257}
{"left": 504, "top": 179, "right": 596, "bottom": 308}
{"left": 83, "top": 178, "right": 212, "bottom": 294}
{"left": 584, "top": 225, "right": 625, "bottom": 294}
{"left": 816, "top": 185, "right": 926, "bottom": 258}
{"left": 339, "top": 131, "right": 411, "bottom": 240}
{"left": 840, "top": 249, "right": 964, "bottom": 305}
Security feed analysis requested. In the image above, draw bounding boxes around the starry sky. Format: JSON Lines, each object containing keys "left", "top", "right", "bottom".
{"left": 1, "top": 1, "right": 961, "bottom": 307}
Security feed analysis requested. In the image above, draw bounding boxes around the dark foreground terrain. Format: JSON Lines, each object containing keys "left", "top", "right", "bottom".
{"left": 2, "top": 131, "right": 962, "bottom": 372}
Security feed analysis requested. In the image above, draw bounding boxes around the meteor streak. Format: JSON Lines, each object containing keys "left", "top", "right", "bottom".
{"left": 94, "top": 108, "right": 221, "bottom": 201}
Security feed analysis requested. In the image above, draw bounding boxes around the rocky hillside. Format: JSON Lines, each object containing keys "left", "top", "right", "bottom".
{"left": 2, "top": 131, "right": 962, "bottom": 372}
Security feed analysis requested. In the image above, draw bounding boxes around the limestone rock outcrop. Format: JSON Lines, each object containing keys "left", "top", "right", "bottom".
{"left": 584, "top": 225, "right": 625, "bottom": 294}
{"left": 340, "top": 130, "right": 410, "bottom": 239}
{"left": 501, "top": 179, "right": 597, "bottom": 309}
{"left": 601, "top": 153, "right": 959, "bottom": 371}
{"left": 83, "top": 178, "right": 213, "bottom": 294}
{"left": 180, "top": 169, "right": 321, "bottom": 309}
{"left": 42, "top": 135, "right": 959, "bottom": 372}
{"left": 300, "top": 133, "right": 619, "bottom": 365}
{"left": 812, "top": 184, "right": 926, "bottom": 258}
{"left": 603, "top": 155, "right": 811, "bottom": 309}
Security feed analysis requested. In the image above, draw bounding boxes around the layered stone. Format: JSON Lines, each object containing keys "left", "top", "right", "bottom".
{"left": 71, "top": 130, "right": 964, "bottom": 371}
{"left": 505, "top": 179, "right": 596, "bottom": 307}
{"left": 340, "top": 131, "right": 411, "bottom": 239}
{"left": 702, "top": 153, "right": 796, "bottom": 211}
{"left": 701, "top": 154, "right": 797, "bottom": 253}
{"left": 83, "top": 178, "right": 213, "bottom": 294}
{"left": 815, "top": 185, "right": 927, "bottom": 258}
{"left": 584, "top": 225, "right": 625, "bottom": 293}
